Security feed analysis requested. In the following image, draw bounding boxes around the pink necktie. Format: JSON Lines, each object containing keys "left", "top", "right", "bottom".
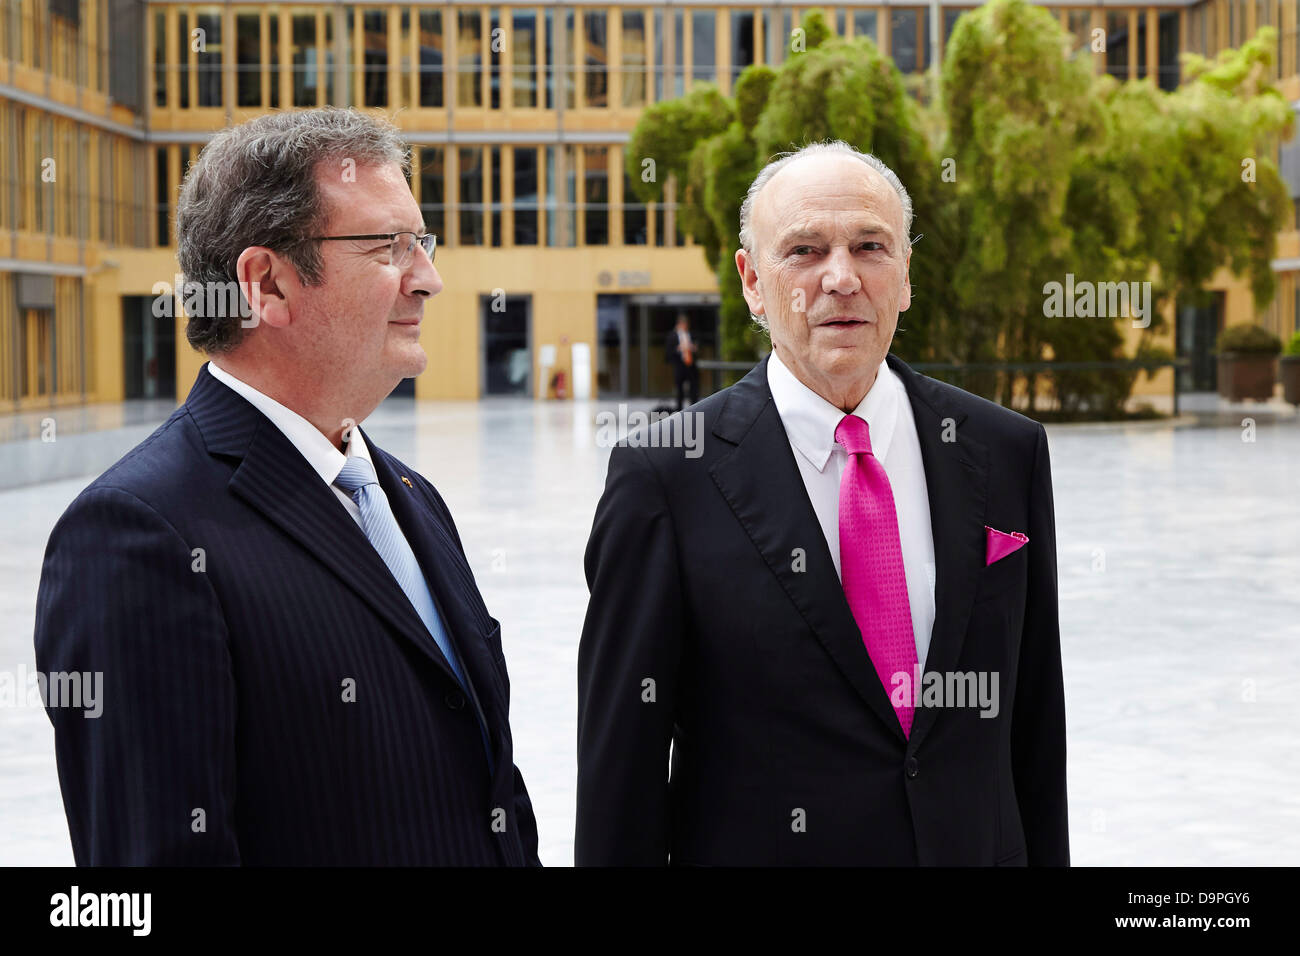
{"left": 836, "top": 414, "right": 917, "bottom": 737}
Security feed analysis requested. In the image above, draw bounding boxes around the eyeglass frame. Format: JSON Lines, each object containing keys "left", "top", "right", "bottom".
{"left": 307, "top": 232, "right": 438, "bottom": 268}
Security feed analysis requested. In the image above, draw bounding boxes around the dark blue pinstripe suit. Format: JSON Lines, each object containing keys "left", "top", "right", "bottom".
{"left": 34, "top": 364, "right": 541, "bottom": 865}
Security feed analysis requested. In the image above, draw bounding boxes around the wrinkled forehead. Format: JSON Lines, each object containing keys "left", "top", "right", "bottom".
{"left": 754, "top": 155, "right": 905, "bottom": 246}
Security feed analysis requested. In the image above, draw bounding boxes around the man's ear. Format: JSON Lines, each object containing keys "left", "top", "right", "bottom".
{"left": 898, "top": 250, "right": 912, "bottom": 313}
{"left": 236, "top": 247, "right": 294, "bottom": 331}
{"left": 735, "top": 247, "right": 765, "bottom": 319}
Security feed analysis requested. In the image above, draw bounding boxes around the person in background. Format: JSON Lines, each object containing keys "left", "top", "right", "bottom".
{"left": 665, "top": 313, "right": 700, "bottom": 410}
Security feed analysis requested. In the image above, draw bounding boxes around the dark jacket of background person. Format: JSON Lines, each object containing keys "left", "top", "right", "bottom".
{"left": 576, "top": 353, "right": 1068, "bottom": 866}
{"left": 34, "top": 367, "right": 541, "bottom": 865}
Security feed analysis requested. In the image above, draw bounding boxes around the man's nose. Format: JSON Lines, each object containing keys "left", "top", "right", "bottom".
{"left": 821, "top": 246, "right": 861, "bottom": 296}
{"left": 405, "top": 246, "right": 443, "bottom": 298}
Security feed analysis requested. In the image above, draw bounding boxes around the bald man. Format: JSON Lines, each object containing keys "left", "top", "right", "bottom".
{"left": 576, "top": 141, "right": 1068, "bottom": 866}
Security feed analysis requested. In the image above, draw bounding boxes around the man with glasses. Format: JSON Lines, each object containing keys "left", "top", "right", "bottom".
{"left": 34, "top": 108, "right": 541, "bottom": 866}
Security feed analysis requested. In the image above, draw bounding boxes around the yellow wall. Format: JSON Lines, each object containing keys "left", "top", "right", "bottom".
{"left": 413, "top": 245, "right": 715, "bottom": 400}
{"left": 140, "top": 244, "right": 717, "bottom": 403}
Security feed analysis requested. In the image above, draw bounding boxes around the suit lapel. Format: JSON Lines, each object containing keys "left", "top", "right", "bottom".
{"left": 708, "top": 357, "right": 908, "bottom": 742}
{"left": 708, "top": 354, "right": 992, "bottom": 748}
{"left": 368, "top": 437, "right": 502, "bottom": 764}
{"left": 886, "top": 354, "right": 990, "bottom": 751}
{"left": 185, "top": 365, "right": 467, "bottom": 692}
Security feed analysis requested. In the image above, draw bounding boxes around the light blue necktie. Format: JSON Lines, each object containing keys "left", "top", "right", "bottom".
{"left": 334, "top": 457, "right": 469, "bottom": 689}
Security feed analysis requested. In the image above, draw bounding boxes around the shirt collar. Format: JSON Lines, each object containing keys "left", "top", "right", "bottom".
{"left": 205, "top": 361, "right": 373, "bottom": 486}
{"left": 766, "top": 349, "right": 899, "bottom": 472}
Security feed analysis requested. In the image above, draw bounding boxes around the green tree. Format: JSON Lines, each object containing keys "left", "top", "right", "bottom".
{"left": 626, "top": 1, "right": 1294, "bottom": 418}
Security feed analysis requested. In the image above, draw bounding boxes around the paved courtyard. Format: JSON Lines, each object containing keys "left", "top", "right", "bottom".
{"left": 2, "top": 397, "right": 1298, "bottom": 866}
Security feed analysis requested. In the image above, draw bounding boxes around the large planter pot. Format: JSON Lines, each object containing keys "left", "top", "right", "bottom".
{"left": 1216, "top": 353, "right": 1277, "bottom": 401}
{"left": 1281, "top": 355, "right": 1300, "bottom": 407}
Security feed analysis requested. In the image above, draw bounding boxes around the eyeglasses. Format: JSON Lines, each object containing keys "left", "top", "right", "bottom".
{"left": 310, "top": 232, "right": 437, "bottom": 269}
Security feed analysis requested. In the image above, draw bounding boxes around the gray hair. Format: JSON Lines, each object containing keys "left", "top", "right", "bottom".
{"left": 738, "top": 141, "right": 912, "bottom": 332}
{"left": 176, "top": 107, "right": 410, "bottom": 354}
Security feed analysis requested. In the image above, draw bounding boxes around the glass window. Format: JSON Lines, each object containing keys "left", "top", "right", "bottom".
{"left": 490, "top": 146, "right": 502, "bottom": 245}
{"left": 585, "top": 11, "right": 607, "bottom": 107}
{"left": 1136, "top": 12, "right": 1147, "bottom": 80}
{"left": 419, "top": 147, "right": 445, "bottom": 242}
{"left": 513, "top": 147, "right": 538, "bottom": 245}
{"left": 623, "top": 171, "right": 647, "bottom": 245}
{"left": 692, "top": 11, "right": 714, "bottom": 84}
{"left": 323, "top": 12, "right": 333, "bottom": 105}
{"left": 292, "top": 13, "right": 318, "bottom": 107}
{"left": 458, "top": 10, "right": 482, "bottom": 106}
{"left": 512, "top": 10, "right": 536, "bottom": 108}
{"left": 673, "top": 11, "right": 684, "bottom": 96}
{"left": 653, "top": 10, "right": 663, "bottom": 100}
{"left": 1157, "top": 11, "right": 1179, "bottom": 92}
{"left": 622, "top": 11, "right": 646, "bottom": 106}
{"left": 419, "top": 10, "right": 443, "bottom": 107}
{"left": 584, "top": 146, "right": 608, "bottom": 245}
{"left": 99, "top": 128, "right": 113, "bottom": 242}
{"left": 236, "top": 13, "right": 260, "bottom": 107}
{"left": 155, "top": 147, "right": 168, "bottom": 247}
{"left": 363, "top": 10, "right": 387, "bottom": 107}
{"left": 890, "top": 8, "right": 929, "bottom": 74}
{"left": 269, "top": 12, "right": 281, "bottom": 108}
{"left": 76, "top": 128, "right": 89, "bottom": 241}
{"left": 153, "top": 11, "right": 166, "bottom": 107}
{"left": 489, "top": 9, "right": 501, "bottom": 110}
{"left": 1106, "top": 13, "right": 1129, "bottom": 81}
{"left": 891, "top": 9, "right": 916, "bottom": 74}
{"left": 177, "top": 12, "right": 190, "bottom": 108}
{"left": 731, "top": 12, "right": 754, "bottom": 85}
{"left": 563, "top": 9, "right": 576, "bottom": 109}
{"left": 196, "top": 9, "right": 222, "bottom": 107}
{"left": 459, "top": 146, "right": 484, "bottom": 245}
{"left": 853, "top": 10, "right": 877, "bottom": 45}
{"left": 544, "top": 8, "right": 555, "bottom": 108}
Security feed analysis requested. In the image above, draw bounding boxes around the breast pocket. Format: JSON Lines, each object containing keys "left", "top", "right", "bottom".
{"left": 975, "top": 544, "right": 1027, "bottom": 605}
{"left": 479, "top": 619, "right": 511, "bottom": 696}
{"left": 482, "top": 618, "right": 507, "bottom": 667}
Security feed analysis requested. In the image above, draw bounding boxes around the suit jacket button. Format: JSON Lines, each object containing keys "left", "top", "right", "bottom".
{"left": 445, "top": 692, "right": 466, "bottom": 710}
{"left": 906, "top": 757, "right": 920, "bottom": 778}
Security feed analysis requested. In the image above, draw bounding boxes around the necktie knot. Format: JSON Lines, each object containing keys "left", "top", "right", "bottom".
{"left": 335, "top": 457, "right": 379, "bottom": 494}
{"left": 835, "top": 414, "right": 873, "bottom": 456}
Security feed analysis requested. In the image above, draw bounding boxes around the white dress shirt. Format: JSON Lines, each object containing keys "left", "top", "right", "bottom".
{"left": 767, "top": 350, "right": 938, "bottom": 669}
{"left": 206, "top": 361, "right": 373, "bottom": 530}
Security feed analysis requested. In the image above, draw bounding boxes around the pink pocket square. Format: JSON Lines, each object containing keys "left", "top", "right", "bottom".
{"left": 985, "top": 526, "right": 1028, "bottom": 566}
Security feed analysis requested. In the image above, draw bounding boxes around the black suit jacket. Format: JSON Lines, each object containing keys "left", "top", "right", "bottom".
{"left": 34, "top": 364, "right": 541, "bottom": 865}
{"left": 576, "top": 353, "right": 1068, "bottom": 865}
